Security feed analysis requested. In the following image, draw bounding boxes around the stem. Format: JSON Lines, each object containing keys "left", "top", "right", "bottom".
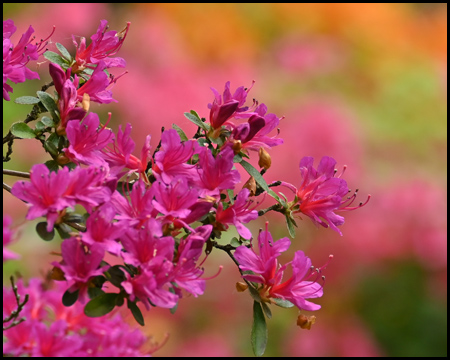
{"left": 3, "top": 276, "right": 29, "bottom": 331}
{"left": 3, "top": 169, "right": 31, "bottom": 179}
{"left": 211, "top": 241, "right": 246, "bottom": 276}
{"left": 258, "top": 203, "right": 283, "bottom": 216}
{"left": 64, "top": 222, "right": 86, "bottom": 232}
{"left": 3, "top": 182, "right": 12, "bottom": 193}
{"left": 3, "top": 81, "right": 54, "bottom": 162}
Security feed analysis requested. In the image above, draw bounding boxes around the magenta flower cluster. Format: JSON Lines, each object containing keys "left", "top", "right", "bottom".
{"left": 3, "top": 17, "right": 369, "bottom": 356}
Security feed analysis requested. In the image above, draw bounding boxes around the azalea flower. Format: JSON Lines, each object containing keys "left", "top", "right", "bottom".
{"left": 215, "top": 188, "right": 258, "bottom": 239}
{"left": 72, "top": 19, "right": 130, "bottom": 72}
{"left": 234, "top": 223, "right": 330, "bottom": 311}
{"left": 3, "top": 215, "right": 19, "bottom": 261}
{"left": 284, "top": 156, "right": 370, "bottom": 235}
{"left": 3, "top": 19, "right": 53, "bottom": 100}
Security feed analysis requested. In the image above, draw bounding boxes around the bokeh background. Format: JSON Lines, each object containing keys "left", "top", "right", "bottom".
{"left": 3, "top": 3, "right": 447, "bottom": 357}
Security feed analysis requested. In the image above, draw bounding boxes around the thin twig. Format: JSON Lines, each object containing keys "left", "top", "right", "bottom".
{"left": 3, "top": 169, "right": 31, "bottom": 179}
{"left": 3, "top": 182, "right": 12, "bottom": 193}
{"left": 258, "top": 203, "right": 283, "bottom": 217}
{"left": 3, "top": 276, "right": 29, "bottom": 331}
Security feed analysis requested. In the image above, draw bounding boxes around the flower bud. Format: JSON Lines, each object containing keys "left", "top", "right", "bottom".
{"left": 56, "top": 153, "right": 71, "bottom": 165}
{"left": 297, "top": 314, "right": 316, "bottom": 330}
{"left": 81, "top": 93, "right": 90, "bottom": 112}
{"left": 258, "top": 147, "right": 271, "bottom": 170}
{"left": 243, "top": 176, "right": 257, "bottom": 196}
{"left": 231, "top": 140, "right": 242, "bottom": 154}
{"left": 236, "top": 281, "right": 248, "bottom": 292}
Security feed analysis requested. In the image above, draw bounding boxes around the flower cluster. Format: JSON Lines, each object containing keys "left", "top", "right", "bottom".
{"left": 3, "top": 18, "right": 369, "bottom": 357}
{"left": 3, "top": 278, "right": 152, "bottom": 357}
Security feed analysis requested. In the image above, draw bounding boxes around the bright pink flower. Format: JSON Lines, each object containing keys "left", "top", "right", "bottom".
{"left": 11, "top": 164, "right": 76, "bottom": 231}
{"left": 102, "top": 123, "right": 151, "bottom": 178}
{"left": 152, "top": 177, "right": 199, "bottom": 218}
{"left": 64, "top": 112, "right": 115, "bottom": 166}
{"left": 195, "top": 146, "right": 240, "bottom": 198}
{"left": 153, "top": 129, "right": 197, "bottom": 184}
{"left": 290, "top": 156, "right": 370, "bottom": 236}
{"left": 3, "top": 20, "right": 53, "bottom": 100}
{"left": 230, "top": 104, "right": 284, "bottom": 151}
{"left": 49, "top": 63, "right": 86, "bottom": 130}
{"left": 171, "top": 225, "right": 213, "bottom": 297}
{"left": 3, "top": 215, "right": 19, "bottom": 262}
{"left": 11, "top": 164, "right": 113, "bottom": 231}
{"left": 208, "top": 81, "right": 257, "bottom": 129}
{"left": 111, "top": 179, "right": 155, "bottom": 227}
{"left": 234, "top": 224, "right": 329, "bottom": 311}
{"left": 215, "top": 188, "right": 258, "bottom": 239}
{"left": 52, "top": 238, "right": 108, "bottom": 302}
{"left": 75, "top": 60, "right": 118, "bottom": 104}
{"left": 122, "top": 257, "right": 178, "bottom": 310}
{"left": 81, "top": 204, "right": 127, "bottom": 256}
{"left": 120, "top": 219, "right": 174, "bottom": 267}
{"left": 72, "top": 19, "right": 130, "bottom": 71}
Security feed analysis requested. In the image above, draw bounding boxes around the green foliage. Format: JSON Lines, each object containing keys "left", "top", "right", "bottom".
{"left": 84, "top": 293, "right": 119, "bottom": 317}
{"left": 251, "top": 301, "right": 268, "bottom": 357}
{"left": 10, "top": 122, "right": 36, "bottom": 139}
{"left": 62, "top": 289, "right": 79, "bottom": 307}
{"left": 184, "top": 110, "right": 210, "bottom": 131}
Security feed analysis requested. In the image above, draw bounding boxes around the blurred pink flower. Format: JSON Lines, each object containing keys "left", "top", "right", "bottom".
{"left": 3, "top": 215, "right": 20, "bottom": 261}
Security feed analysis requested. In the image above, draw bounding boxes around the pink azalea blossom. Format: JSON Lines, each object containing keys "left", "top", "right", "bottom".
{"left": 195, "top": 146, "right": 240, "bottom": 198}
{"left": 3, "top": 20, "right": 53, "bottom": 100}
{"left": 64, "top": 112, "right": 115, "bottom": 166}
{"left": 3, "top": 278, "right": 150, "bottom": 357}
{"left": 49, "top": 63, "right": 86, "bottom": 130}
{"left": 52, "top": 238, "right": 108, "bottom": 302}
{"left": 208, "top": 81, "right": 257, "bottom": 129}
{"left": 153, "top": 129, "right": 197, "bottom": 184}
{"left": 102, "top": 123, "right": 151, "bottom": 178}
{"left": 289, "top": 156, "right": 370, "bottom": 236}
{"left": 3, "top": 215, "right": 20, "bottom": 262}
{"left": 111, "top": 179, "right": 156, "bottom": 227}
{"left": 171, "top": 225, "right": 214, "bottom": 297}
{"left": 215, "top": 188, "right": 258, "bottom": 239}
{"left": 230, "top": 103, "right": 284, "bottom": 152}
{"left": 234, "top": 224, "right": 329, "bottom": 311}
{"left": 122, "top": 257, "right": 178, "bottom": 310}
{"left": 152, "top": 177, "right": 199, "bottom": 218}
{"left": 11, "top": 164, "right": 112, "bottom": 231}
{"left": 81, "top": 204, "right": 127, "bottom": 256}
{"left": 72, "top": 19, "right": 130, "bottom": 72}
{"left": 120, "top": 219, "right": 174, "bottom": 267}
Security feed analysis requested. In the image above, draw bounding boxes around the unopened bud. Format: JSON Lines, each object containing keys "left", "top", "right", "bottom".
{"left": 56, "top": 153, "right": 70, "bottom": 165}
{"left": 297, "top": 314, "right": 316, "bottom": 330}
{"left": 81, "top": 93, "right": 90, "bottom": 112}
{"left": 258, "top": 147, "right": 271, "bottom": 170}
{"left": 50, "top": 266, "right": 65, "bottom": 281}
{"left": 232, "top": 140, "right": 242, "bottom": 154}
{"left": 243, "top": 176, "right": 257, "bottom": 196}
{"left": 236, "top": 281, "right": 248, "bottom": 292}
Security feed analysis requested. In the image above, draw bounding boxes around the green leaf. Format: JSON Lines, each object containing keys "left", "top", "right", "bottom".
{"left": 240, "top": 160, "right": 286, "bottom": 207}
{"left": 55, "top": 223, "right": 71, "bottom": 239}
{"left": 44, "top": 160, "right": 59, "bottom": 173}
{"left": 251, "top": 301, "right": 268, "bottom": 357}
{"left": 285, "top": 214, "right": 296, "bottom": 238}
{"left": 43, "top": 51, "right": 69, "bottom": 67}
{"left": 88, "top": 287, "right": 105, "bottom": 299}
{"left": 14, "top": 96, "right": 41, "bottom": 105}
{"left": 63, "top": 213, "right": 85, "bottom": 224}
{"left": 10, "top": 122, "right": 36, "bottom": 139}
{"left": 105, "top": 265, "right": 126, "bottom": 288}
{"left": 62, "top": 289, "right": 79, "bottom": 306}
{"left": 230, "top": 237, "right": 241, "bottom": 248}
{"left": 127, "top": 299, "right": 145, "bottom": 326}
{"left": 227, "top": 189, "right": 235, "bottom": 204}
{"left": 41, "top": 116, "right": 55, "bottom": 127}
{"left": 56, "top": 42, "right": 72, "bottom": 61}
{"left": 184, "top": 111, "right": 210, "bottom": 131}
{"left": 84, "top": 293, "right": 118, "bottom": 317}
{"left": 271, "top": 298, "right": 295, "bottom": 308}
{"left": 35, "top": 121, "right": 46, "bottom": 131}
{"left": 233, "top": 153, "right": 243, "bottom": 163}
{"left": 37, "top": 91, "right": 59, "bottom": 122}
{"left": 247, "top": 283, "right": 262, "bottom": 303}
{"left": 36, "top": 222, "right": 55, "bottom": 241}
{"left": 261, "top": 301, "right": 272, "bottom": 319}
{"left": 44, "top": 139, "right": 59, "bottom": 157}
{"left": 172, "top": 124, "right": 188, "bottom": 142}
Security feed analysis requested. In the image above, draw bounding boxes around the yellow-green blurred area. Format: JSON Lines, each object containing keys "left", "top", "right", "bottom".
{"left": 3, "top": 3, "right": 447, "bottom": 357}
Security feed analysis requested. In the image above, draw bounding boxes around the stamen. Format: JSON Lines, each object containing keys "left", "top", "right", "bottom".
{"left": 202, "top": 265, "right": 223, "bottom": 280}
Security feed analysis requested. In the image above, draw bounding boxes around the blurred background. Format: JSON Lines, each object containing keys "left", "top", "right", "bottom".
{"left": 3, "top": 3, "right": 447, "bottom": 357}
